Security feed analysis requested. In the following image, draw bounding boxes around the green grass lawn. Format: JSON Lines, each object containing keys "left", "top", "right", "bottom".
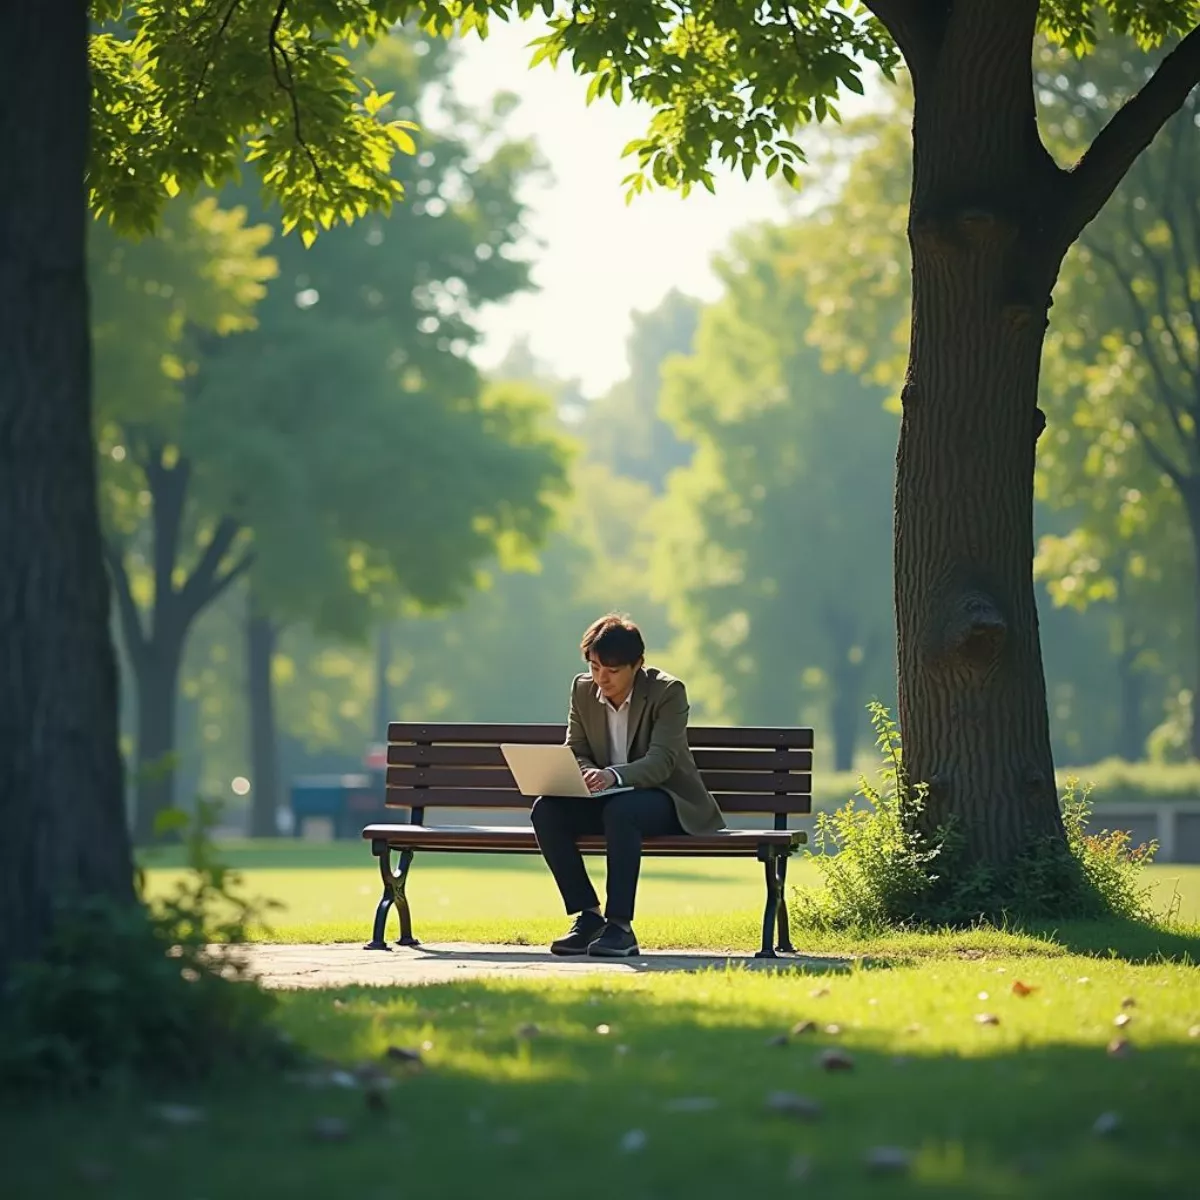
{"left": 6, "top": 948, "right": 1200, "bottom": 1198}
{"left": 138, "top": 839, "right": 1200, "bottom": 947}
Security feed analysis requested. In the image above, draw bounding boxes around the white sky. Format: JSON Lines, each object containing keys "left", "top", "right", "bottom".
{"left": 448, "top": 22, "right": 796, "bottom": 398}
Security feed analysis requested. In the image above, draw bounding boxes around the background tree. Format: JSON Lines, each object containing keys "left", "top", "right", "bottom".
{"left": 97, "top": 29, "right": 568, "bottom": 842}
{"left": 1036, "top": 41, "right": 1200, "bottom": 757}
{"left": 651, "top": 223, "right": 896, "bottom": 768}
{"left": 578, "top": 290, "right": 700, "bottom": 491}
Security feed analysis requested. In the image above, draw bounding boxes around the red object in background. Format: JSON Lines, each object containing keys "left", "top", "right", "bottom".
{"left": 364, "top": 743, "right": 386, "bottom": 771}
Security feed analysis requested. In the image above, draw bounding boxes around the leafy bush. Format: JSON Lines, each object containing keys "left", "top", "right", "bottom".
{"left": 0, "top": 802, "right": 287, "bottom": 1093}
{"left": 791, "top": 705, "right": 1160, "bottom": 931}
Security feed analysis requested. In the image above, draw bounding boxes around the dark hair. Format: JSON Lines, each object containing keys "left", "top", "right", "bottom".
{"left": 580, "top": 613, "right": 645, "bottom": 667}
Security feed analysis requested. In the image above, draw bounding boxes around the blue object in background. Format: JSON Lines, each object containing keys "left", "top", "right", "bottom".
{"left": 289, "top": 773, "right": 388, "bottom": 839}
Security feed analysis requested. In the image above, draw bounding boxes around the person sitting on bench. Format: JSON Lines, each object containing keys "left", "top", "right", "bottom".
{"left": 531, "top": 613, "right": 725, "bottom": 958}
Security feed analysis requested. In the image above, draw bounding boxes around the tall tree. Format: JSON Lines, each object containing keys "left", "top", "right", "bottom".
{"left": 2, "top": 0, "right": 425, "bottom": 973}
{"left": 390, "top": 0, "right": 1200, "bottom": 872}
{"left": 651, "top": 224, "right": 896, "bottom": 768}
{"left": 93, "top": 197, "right": 276, "bottom": 842}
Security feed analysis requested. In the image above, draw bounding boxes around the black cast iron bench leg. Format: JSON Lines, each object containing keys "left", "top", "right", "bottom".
{"left": 364, "top": 842, "right": 420, "bottom": 950}
{"left": 755, "top": 846, "right": 782, "bottom": 959}
{"left": 775, "top": 854, "right": 795, "bottom": 953}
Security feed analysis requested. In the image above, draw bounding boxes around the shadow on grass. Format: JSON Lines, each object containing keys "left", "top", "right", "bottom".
{"left": 5, "top": 975, "right": 1198, "bottom": 1200}
{"left": 1019, "top": 918, "right": 1200, "bottom": 965}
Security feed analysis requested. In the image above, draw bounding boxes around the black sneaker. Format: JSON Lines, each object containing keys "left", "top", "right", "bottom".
{"left": 550, "top": 910, "right": 606, "bottom": 956}
{"left": 587, "top": 923, "right": 639, "bottom": 957}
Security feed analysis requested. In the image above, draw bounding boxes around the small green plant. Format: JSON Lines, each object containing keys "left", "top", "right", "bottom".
{"left": 0, "top": 801, "right": 287, "bottom": 1093}
{"left": 791, "top": 702, "right": 941, "bottom": 932}
{"left": 791, "top": 704, "right": 1160, "bottom": 931}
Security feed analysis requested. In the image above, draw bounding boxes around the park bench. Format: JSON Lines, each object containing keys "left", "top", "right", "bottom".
{"left": 361, "top": 721, "right": 813, "bottom": 959}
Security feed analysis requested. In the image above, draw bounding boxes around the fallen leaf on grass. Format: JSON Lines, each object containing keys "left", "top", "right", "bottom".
{"left": 810, "top": 985, "right": 830, "bottom": 998}
{"left": 1011, "top": 980, "right": 1037, "bottom": 997}
{"left": 765, "top": 1091, "right": 823, "bottom": 1120}
{"left": 977, "top": 991, "right": 989, "bottom": 1001}
{"left": 766, "top": 1033, "right": 790, "bottom": 1047}
{"left": 865, "top": 1146, "right": 912, "bottom": 1173}
{"left": 1121, "top": 997, "right": 1137, "bottom": 1009}
{"left": 595, "top": 1023, "right": 612, "bottom": 1036}
{"left": 974, "top": 1013, "right": 1000, "bottom": 1026}
{"left": 1092, "top": 1112, "right": 1122, "bottom": 1137}
{"left": 664, "top": 1097, "right": 719, "bottom": 1113}
{"left": 1113, "top": 1013, "right": 1132, "bottom": 1028}
{"left": 310, "top": 1117, "right": 350, "bottom": 1143}
{"left": 1107, "top": 1037, "right": 1133, "bottom": 1058}
{"left": 791, "top": 1020, "right": 817, "bottom": 1035}
{"left": 619, "top": 1129, "right": 648, "bottom": 1154}
{"left": 818, "top": 1048, "right": 854, "bottom": 1071}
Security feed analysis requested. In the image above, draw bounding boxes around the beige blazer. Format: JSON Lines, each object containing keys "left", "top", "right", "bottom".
{"left": 565, "top": 666, "right": 725, "bottom": 835}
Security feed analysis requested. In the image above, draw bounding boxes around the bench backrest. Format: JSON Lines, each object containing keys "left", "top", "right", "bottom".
{"left": 385, "top": 722, "right": 814, "bottom": 828}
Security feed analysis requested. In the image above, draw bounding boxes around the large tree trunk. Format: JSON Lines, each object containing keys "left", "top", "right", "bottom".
{"left": 132, "top": 640, "right": 184, "bottom": 843}
{"left": 0, "top": 0, "right": 135, "bottom": 976}
{"left": 246, "top": 600, "right": 281, "bottom": 838}
{"left": 897, "top": 7, "right": 1067, "bottom": 866}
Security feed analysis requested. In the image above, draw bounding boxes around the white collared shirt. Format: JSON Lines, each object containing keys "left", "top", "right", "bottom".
{"left": 599, "top": 686, "right": 632, "bottom": 784}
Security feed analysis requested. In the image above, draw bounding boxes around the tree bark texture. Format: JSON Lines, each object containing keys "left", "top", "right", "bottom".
{"left": 247, "top": 601, "right": 281, "bottom": 838}
{"left": 0, "top": 0, "right": 135, "bottom": 975}
{"left": 897, "top": 4, "right": 1068, "bottom": 865}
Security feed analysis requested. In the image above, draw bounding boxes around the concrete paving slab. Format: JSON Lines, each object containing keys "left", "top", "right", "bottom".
{"left": 231, "top": 942, "right": 851, "bottom": 989}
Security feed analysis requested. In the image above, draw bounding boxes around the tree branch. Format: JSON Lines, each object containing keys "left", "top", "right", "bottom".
{"left": 1127, "top": 414, "right": 1189, "bottom": 486}
{"left": 1062, "top": 23, "right": 1200, "bottom": 245}
{"left": 193, "top": 0, "right": 243, "bottom": 105}
{"left": 859, "top": 0, "right": 950, "bottom": 78}
{"left": 103, "top": 536, "right": 148, "bottom": 665}
{"left": 176, "top": 516, "right": 244, "bottom": 620}
{"left": 268, "top": 0, "right": 324, "bottom": 184}
{"left": 207, "top": 549, "right": 257, "bottom": 606}
{"left": 1086, "top": 236, "right": 1193, "bottom": 447}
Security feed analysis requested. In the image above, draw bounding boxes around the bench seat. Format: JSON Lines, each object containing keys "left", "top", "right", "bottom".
{"left": 363, "top": 823, "right": 804, "bottom": 854}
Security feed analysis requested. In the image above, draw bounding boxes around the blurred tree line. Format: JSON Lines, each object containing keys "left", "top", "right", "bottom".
{"left": 99, "top": 29, "right": 1197, "bottom": 837}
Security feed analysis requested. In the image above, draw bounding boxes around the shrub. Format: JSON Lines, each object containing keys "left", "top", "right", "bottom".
{"left": 791, "top": 705, "right": 1160, "bottom": 931}
{"left": 0, "top": 801, "right": 287, "bottom": 1093}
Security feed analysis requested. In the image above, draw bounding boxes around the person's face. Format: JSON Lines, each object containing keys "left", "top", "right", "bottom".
{"left": 587, "top": 652, "right": 641, "bottom": 704}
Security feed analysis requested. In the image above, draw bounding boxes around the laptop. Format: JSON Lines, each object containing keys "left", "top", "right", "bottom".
{"left": 500, "top": 743, "right": 634, "bottom": 799}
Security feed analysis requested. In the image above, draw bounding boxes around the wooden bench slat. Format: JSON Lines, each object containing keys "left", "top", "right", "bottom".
{"left": 384, "top": 787, "right": 812, "bottom": 814}
{"left": 363, "top": 823, "right": 804, "bottom": 853}
{"left": 386, "top": 766, "right": 811, "bottom": 794}
{"left": 387, "top": 722, "right": 814, "bottom": 750}
{"left": 385, "top": 744, "right": 814, "bottom": 771}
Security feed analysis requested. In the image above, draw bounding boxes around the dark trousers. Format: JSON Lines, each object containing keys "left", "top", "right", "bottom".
{"left": 530, "top": 788, "right": 683, "bottom": 923}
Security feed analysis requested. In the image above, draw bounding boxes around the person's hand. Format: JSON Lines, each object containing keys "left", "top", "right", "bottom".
{"left": 583, "top": 768, "right": 615, "bottom": 793}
